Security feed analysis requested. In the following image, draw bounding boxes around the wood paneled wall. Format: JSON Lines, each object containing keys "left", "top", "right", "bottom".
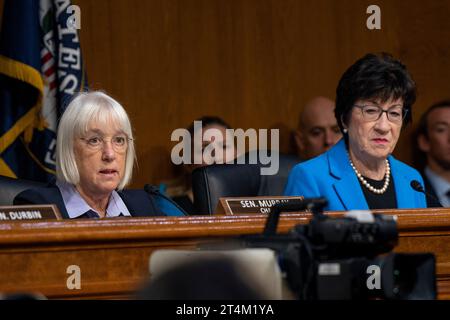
{"left": 2, "top": 0, "right": 450, "bottom": 188}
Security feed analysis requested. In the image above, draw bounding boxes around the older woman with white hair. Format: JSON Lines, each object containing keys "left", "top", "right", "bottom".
{"left": 14, "top": 91, "right": 185, "bottom": 218}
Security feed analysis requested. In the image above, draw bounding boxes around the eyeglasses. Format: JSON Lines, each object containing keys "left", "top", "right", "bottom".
{"left": 353, "top": 104, "right": 408, "bottom": 124}
{"left": 80, "top": 135, "right": 132, "bottom": 152}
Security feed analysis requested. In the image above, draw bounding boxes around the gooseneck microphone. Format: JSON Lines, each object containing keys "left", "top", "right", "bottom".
{"left": 410, "top": 180, "right": 442, "bottom": 207}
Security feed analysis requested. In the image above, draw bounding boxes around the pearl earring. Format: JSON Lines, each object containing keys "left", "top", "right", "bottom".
{"left": 343, "top": 128, "right": 348, "bottom": 133}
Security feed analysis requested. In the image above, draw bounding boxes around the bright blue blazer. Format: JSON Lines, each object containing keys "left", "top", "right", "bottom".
{"left": 284, "top": 139, "right": 427, "bottom": 211}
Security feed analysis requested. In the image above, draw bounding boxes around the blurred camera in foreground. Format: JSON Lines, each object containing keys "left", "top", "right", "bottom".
{"left": 240, "top": 198, "right": 436, "bottom": 300}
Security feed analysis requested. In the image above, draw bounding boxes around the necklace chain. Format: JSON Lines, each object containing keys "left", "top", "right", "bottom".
{"left": 348, "top": 153, "right": 390, "bottom": 194}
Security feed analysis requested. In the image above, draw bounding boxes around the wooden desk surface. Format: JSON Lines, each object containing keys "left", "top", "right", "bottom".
{"left": 0, "top": 208, "right": 449, "bottom": 299}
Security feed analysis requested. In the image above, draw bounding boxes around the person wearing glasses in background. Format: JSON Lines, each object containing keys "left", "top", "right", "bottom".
{"left": 284, "top": 53, "right": 427, "bottom": 211}
{"left": 14, "top": 91, "right": 185, "bottom": 218}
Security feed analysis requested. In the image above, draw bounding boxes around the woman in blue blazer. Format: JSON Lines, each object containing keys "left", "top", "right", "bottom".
{"left": 285, "top": 53, "right": 427, "bottom": 211}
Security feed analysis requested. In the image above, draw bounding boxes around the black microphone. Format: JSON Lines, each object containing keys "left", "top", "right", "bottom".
{"left": 410, "top": 180, "right": 442, "bottom": 207}
{"left": 144, "top": 184, "right": 188, "bottom": 216}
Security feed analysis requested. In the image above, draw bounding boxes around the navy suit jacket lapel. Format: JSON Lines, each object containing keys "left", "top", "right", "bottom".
{"left": 118, "top": 190, "right": 163, "bottom": 217}
{"left": 328, "top": 140, "right": 369, "bottom": 210}
{"left": 46, "top": 183, "right": 70, "bottom": 219}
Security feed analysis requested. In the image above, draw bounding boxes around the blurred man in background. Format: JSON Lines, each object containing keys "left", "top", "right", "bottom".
{"left": 417, "top": 100, "right": 450, "bottom": 207}
{"left": 163, "top": 116, "right": 236, "bottom": 214}
{"left": 294, "top": 96, "right": 342, "bottom": 160}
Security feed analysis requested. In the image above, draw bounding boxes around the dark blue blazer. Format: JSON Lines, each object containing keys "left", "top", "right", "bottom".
{"left": 421, "top": 172, "right": 443, "bottom": 207}
{"left": 284, "top": 139, "right": 427, "bottom": 211}
{"left": 13, "top": 185, "right": 184, "bottom": 219}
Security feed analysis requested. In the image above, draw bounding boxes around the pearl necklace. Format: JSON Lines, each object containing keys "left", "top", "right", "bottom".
{"left": 348, "top": 154, "right": 390, "bottom": 194}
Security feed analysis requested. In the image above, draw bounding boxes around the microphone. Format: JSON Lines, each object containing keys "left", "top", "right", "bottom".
{"left": 144, "top": 184, "right": 188, "bottom": 216}
{"left": 410, "top": 180, "right": 442, "bottom": 207}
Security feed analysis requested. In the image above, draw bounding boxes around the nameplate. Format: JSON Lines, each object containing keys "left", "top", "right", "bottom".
{"left": 216, "top": 196, "right": 305, "bottom": 215}
{"left": 0, "top": 205, "right": 62, "bottom": 221}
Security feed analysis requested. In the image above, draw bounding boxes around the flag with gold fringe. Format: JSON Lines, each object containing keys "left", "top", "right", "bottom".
{"left": 0, "top": 0, "right": 87, "bottom": 181}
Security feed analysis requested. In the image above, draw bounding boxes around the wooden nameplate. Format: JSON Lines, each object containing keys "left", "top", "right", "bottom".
{"left": 0, "top": 204, "right": 62, "bottom": 221}
{"left": 216, "top": 196, "right": 305, "bottom": 215}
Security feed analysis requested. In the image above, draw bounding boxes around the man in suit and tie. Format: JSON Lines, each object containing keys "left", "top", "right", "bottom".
{"left": 417, "top": 100, "right": 450, "bottom": 207}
